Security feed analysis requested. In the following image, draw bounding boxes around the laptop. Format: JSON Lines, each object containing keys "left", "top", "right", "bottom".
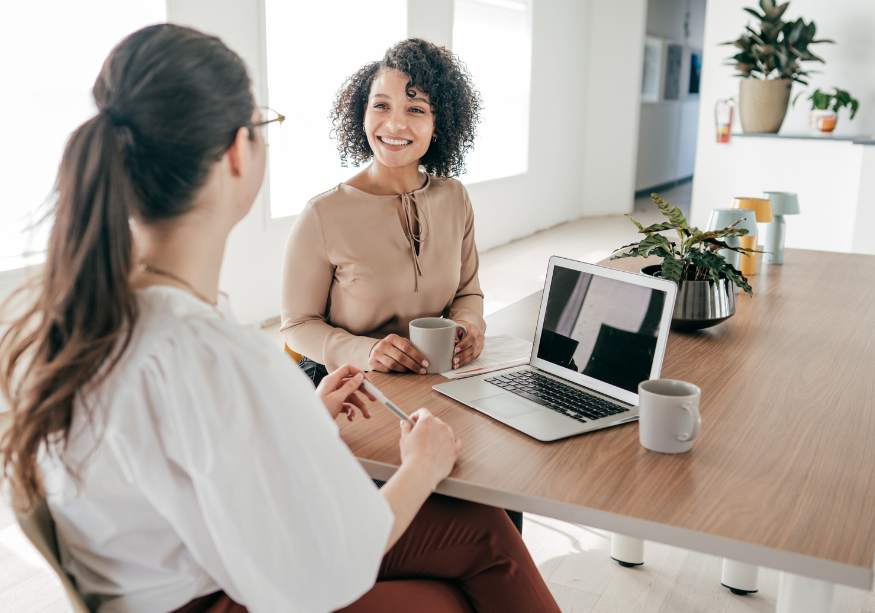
{"left": 433, "top": 256, "right": 677, "bottom": 442}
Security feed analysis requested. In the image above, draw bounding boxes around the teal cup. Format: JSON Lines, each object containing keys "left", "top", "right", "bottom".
{"left": 763, "top": 192, "right": 800, "bottom": 265}
{"left": 706, "top": 208, "right": 758, "bottom": 271}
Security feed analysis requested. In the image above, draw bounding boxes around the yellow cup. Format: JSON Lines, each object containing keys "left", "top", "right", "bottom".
{"left": 733, "top": 197, "right": 773, "bottom": 222}
{"left": 733, "top": 197, "right": 772, "bottom": 276}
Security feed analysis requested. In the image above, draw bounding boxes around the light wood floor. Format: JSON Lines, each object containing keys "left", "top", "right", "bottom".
{"left": 3, "top": 182, "right": 874, "bottom": 611}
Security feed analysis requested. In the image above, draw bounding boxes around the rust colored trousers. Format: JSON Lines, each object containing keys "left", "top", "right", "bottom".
{"left": 175, "top": 495, "right": 559, "bottom": 612}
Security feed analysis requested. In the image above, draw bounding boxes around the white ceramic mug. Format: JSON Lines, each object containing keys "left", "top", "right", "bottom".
{"left": 638, "top": 379, "right": 702, "bottom": 453}
{"left": 409, "top": 317, "right": 467, "bottom": 374}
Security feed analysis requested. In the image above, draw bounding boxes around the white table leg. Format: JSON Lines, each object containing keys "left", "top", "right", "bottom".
{"left": 610, "top": 534, "right": 644, "bottom": 567}
{"left": 720, "top": 558, "right": 759, "bottom": 595}
{"left": 776, "top": 572, "right": 834, "bottom": 613}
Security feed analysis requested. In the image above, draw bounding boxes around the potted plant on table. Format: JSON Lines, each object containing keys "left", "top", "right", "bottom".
{"left": 725, "top": 0, "right": 833, "bottom": 133}
{"left": 612, "top": 194, "right": 755, "bottom": 331}
{"left": 794, "top": 87, "right": 860, "bottom": 133}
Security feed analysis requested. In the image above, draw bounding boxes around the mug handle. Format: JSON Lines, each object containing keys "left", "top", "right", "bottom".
{"left": 451, "top": 320, "right": 468, "bottom": 340}
{"left": 676, "top": 401, "right": 701, "bottom": 442}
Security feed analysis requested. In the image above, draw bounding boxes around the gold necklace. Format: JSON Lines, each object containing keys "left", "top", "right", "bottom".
{"left": 141, "top": 263, "right": 217, "bottom": 307}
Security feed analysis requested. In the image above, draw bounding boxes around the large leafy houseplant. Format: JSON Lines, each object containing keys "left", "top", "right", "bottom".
{"left": 725, "top": 0, "right": 833, "bottom": 85}
{"left": 612, "top": 194, "right": 754, "bottom": 295}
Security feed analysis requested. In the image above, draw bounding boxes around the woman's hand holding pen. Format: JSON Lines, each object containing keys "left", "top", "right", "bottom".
{"left": 315, "top": 364, "right": 376, "bottom": 421}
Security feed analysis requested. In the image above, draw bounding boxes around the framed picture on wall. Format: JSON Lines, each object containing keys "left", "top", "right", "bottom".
{"left": 688, "top": 48, "right": 702, "bottom": 95}
{"left": 663, "top": 43, "right": 683, "bottom": 100}
{"left": 641, "top": 36, "right": 663, "bottom": 102}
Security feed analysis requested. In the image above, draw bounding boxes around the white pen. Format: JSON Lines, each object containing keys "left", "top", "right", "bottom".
{"left": 361, "top": 379, "right": 415, "bottom": 425}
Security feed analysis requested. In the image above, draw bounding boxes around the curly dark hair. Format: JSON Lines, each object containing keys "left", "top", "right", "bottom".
{"left": 330, "top": 38, "right": 481, "bottom": 177}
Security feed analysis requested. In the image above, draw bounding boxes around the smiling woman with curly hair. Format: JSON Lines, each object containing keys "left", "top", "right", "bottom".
{"left": 331, "top": 39, "right": 480, "bottom": 177}
{"left": 281, "top": 38, "right": 488, "bottom": 381}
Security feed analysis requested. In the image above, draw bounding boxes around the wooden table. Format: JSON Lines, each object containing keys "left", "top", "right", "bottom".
{"left": 339, "top": 249, "right": 875, "bottom": 610}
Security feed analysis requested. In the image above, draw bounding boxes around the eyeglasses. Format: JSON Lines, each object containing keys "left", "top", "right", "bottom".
{"left": 249, "top": 106, "right": 285, "bottom": 144}
{"left": 252, "top": 106, "right": 285, "bottom": 130}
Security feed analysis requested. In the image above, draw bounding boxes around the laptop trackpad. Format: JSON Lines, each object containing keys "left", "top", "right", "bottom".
{"left": 475, "top": 394, "right": 540, "bottom": 419}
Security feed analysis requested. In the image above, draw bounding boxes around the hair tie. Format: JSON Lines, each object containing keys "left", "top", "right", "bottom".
{"left": 102, "top": 106, "right": 131, "bottom": 128}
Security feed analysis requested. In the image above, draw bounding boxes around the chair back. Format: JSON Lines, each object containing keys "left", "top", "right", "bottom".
{"left": 12, "top": 490, "right": 91, "bottom": 612}
{"left": 284, "top": 343, "right": 304, "bottom": 363}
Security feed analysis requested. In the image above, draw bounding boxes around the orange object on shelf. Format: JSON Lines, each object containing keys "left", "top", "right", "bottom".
{"left": 817, "top": 114, "right": 837, "bottom": 133}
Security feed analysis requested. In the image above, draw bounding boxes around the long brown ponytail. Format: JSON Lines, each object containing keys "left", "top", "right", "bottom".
{"left": 1, "top": 24, "right": 254, "bottom": 509}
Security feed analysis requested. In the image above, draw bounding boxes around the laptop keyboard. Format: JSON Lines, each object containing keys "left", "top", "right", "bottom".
{"left": 483, "top": 370, "right": 630, "bottom": 423}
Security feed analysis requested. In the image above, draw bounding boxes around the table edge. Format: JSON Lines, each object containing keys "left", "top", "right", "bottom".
{"left": 361, "top": 459, "right": 874, "bottom": 590}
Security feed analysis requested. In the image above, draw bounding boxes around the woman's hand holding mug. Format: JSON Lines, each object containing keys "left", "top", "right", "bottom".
{"left": 369, "top": 334, "right": 430, "bottom": 374}
{"left": 453, "top": 320, "right": 484, "bottom": 368}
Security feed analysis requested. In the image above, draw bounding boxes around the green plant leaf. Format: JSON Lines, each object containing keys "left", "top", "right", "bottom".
{"left": 610, "top": 249, "right": 638, "bottom": 260}
{"left": 723, "top": 264, "right": 753, "bottom": 294}
{"left": 638, "top": 221, "right": 678, "bottom": 233}
{"left": 636, "top": 233, "right": 676, "bottom": 258}
{"left": 613, "top": 240, "right": 643, "bottom": 251}
{"left": 626, "top": 214, "right": 645, "bottom": 232}
{"left": 810, "top": 90, "right": 829, "bottom": 109}
{"left": 773, "top": 2, "right": 789, "bottom": 19}
{"left": 650, "top": 193, "right": 688, "bottom": 229}
{"left": 660, "top": 257, "right": 684, "bottom": 283}
{"left": 703, "top": 238, "right": 742, "bottom": 252}
{"left": 682, "top": 231, "right": 710, "bottom": 251}
{"left": 744, "top": 26, "right": 766, "bottom": 44}
{"left": 788, "top": 20, "right": 803, "bottom": 44}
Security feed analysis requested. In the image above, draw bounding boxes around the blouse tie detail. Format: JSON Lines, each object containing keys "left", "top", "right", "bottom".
{"left": 399, "top": 191, "right": 428, "bottom": 292}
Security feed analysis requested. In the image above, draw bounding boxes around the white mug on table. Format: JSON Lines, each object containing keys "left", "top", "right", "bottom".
{"left": 409, "top": 317, "right": 467, "bottom": 374}
{"left": 638, "top": 379, "right": 702, "bottom": 453}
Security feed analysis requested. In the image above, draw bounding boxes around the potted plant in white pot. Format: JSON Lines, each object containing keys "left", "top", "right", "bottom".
{"left": 725, "top": 0, "right": 833, "bottom": 133}
{"left": 612, "top": 195, "right": 755, "bottom": 331}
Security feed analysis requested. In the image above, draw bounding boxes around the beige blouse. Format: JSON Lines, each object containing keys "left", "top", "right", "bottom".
{"left": 281, "top": 175, "right": 485, "bottom": 371}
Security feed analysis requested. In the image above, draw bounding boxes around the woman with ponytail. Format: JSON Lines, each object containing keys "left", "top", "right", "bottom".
{"left": 0, "top": 23, "right": 557, "bottom": 613}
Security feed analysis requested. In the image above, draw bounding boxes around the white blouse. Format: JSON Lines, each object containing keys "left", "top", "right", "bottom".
{"left": 39, "top": 286, "right": 393, "bottom": 613}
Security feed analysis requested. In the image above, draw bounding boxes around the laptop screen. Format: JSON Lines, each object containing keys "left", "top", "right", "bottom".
{"left": 536, "top": 264, "right": 668, "bottom": 393}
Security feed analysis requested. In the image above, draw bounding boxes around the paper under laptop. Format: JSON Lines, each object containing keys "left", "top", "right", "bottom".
{"left": 440, "top": 335, "right": 533, "bottom": 379}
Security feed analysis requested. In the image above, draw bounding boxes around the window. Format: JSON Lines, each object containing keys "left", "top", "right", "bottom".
{"left": 0, "top": 1, "right": 165, "bottom": 271}
{"left": 264, "top": 1, "right": 407, "bottom": 219}
{"left": 453, "top": 0, "right": 531, "bottom": 184}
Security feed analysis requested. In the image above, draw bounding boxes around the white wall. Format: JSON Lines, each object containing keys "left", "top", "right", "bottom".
{"left": 466, "top": 0, "right": 589, "bottom": 249}
{"left": 852, "top": 146, "right": 875, "bottom": 254}
{"left": 407, "top": 1, "right": 453, "bottom": 47}
{"left": 580, "top": 0, "right": 647, "bottom": 215}
{"left": 635, "top": 0, "right": 706, "bottom": 191}
{"left": 458, "top": 0, "right": 646, "bottom": 244}
{"left": 691, "top": 0, "right": 875, "bottom": 231}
